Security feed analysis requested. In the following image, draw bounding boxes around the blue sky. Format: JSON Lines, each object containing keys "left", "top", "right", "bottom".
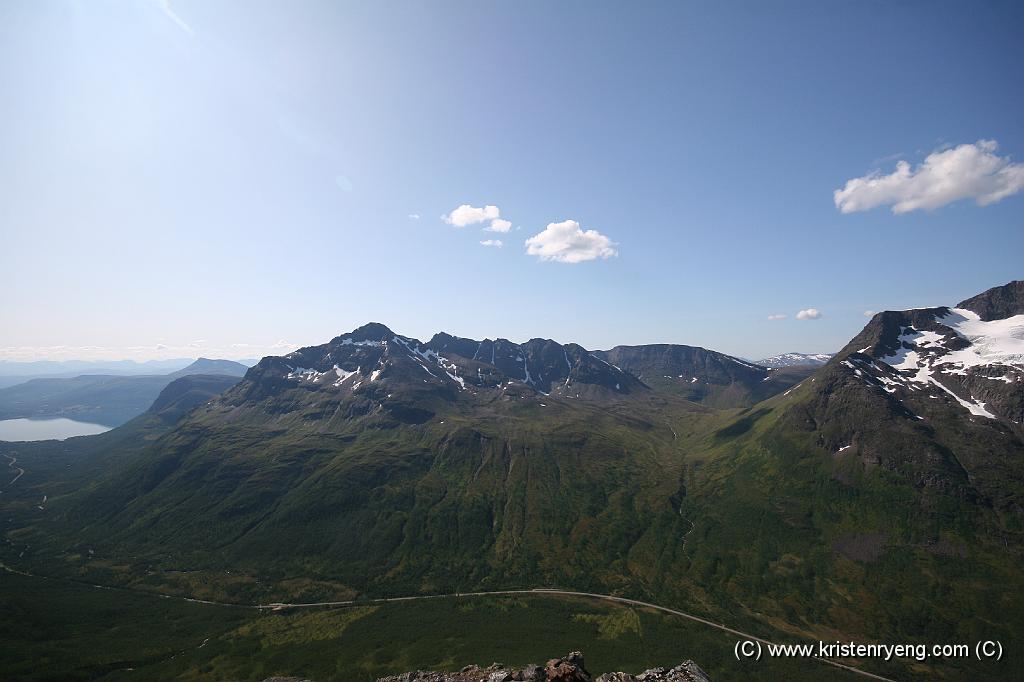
{"left": 1, "top": 1, "right": 1022, "bottom": 362}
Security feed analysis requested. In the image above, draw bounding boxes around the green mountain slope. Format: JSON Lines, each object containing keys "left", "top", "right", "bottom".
{"left": 665, "top": 281, "right": 1024, "bottom": 673}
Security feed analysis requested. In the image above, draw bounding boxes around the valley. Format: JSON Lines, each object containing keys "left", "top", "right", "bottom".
{"left": 1, "top": 281, "right": 1021, "bottom": 680}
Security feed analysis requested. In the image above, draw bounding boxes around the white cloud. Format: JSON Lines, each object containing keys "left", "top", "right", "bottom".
{"left": 443, "top": 204, "right": 500, "bottom": 227}
{"left": 408, "top": 213, "right": 420, "bottom": 220}
{"left": 796, "top": 308, "right": 822, "bottom": 320}
{"left": 767, "top": 314, "right": 787, "bottom": 320}
{"left": 443, "top": 204, "right": 514, "bottom": 233}
{"left": 863, "top": 310, "right": 876, "bottom": 317}
{"left": 480, "top": 239, "right": 503, "bottom": 248}
{"left": 834, "top": 140, "right": 1024, "bottom": 214}
{"left": 524, "top": 220, "right": 617, "bottom": 263}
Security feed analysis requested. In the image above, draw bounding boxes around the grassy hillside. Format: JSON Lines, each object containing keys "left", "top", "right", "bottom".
{"left": 0, "top": 571, "right": 870, "bottom": 681}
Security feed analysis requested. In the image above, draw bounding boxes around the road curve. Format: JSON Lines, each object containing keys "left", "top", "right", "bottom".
{"left": 261, "top": 588, "right": 893, "bottom": 681}
{"left": 3, "top": 453, "right": 25, "bottom": 488}
{"left": 0, "top": 562, "right": 893, "bottom": 681}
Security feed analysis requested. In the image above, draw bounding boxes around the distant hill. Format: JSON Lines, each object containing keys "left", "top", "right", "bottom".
{"left": 594, "top": 344, "right": 802, "bottom": 408}
{"left": 167, "top": 358, "right": 248, "bottom": 379}
{"left": 0, "top": 358, "right": 195, "bottom": 389}
{"left": 0, "top": 359, "right": 246, "bottom": 427}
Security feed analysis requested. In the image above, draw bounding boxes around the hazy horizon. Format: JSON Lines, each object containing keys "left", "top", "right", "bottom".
{"left": 0, "top": 276, "right": 1014, "bottom": 365}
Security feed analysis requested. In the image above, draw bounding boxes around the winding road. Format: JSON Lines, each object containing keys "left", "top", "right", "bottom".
{"left": 0, "top": 561, "right": 893, "bottom": 681}
{"left": 2, "top": 453, "right": 24, "bottom": 488}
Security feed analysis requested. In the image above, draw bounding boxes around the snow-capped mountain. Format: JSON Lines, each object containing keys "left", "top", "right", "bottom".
{"left": 756, "top": 352, "right": 835, "bottom": 368}
{"left": 838, "top": 281, "right": 1023, "bottom": 426}
{"left": 239, "top": 323, "right": 806, "bottom": 412}
{"left": 774, "top": 280, "right": 1024, "bottom": 533}
{"left": 241, "top": 322, "right": 646, "bottom": 415}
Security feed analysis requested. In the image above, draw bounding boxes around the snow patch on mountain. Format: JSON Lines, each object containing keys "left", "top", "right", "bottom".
{"left": 288, "top": 367, "right": 327, "bottom": 382}
{"left": 936, "top": 309, "right": 1024, "bottom": 371}
{"left": 868, "top": 307, "right": 1024, "bottom": 419}
{"left": 757, "top": 352, "right": 834, "bottom": 368}
{"left": 340, "top": 338, "right": 384, "bottom": 347}
{"left": 332, "top": 365, "right": 359, "bottom": 386}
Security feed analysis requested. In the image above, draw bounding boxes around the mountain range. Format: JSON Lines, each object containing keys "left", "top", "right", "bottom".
{"left": 1, "top": 281, "right": 1021, "bottom": 680}
{"left": 0, "top": 358, "right": 200, "bottom": 390}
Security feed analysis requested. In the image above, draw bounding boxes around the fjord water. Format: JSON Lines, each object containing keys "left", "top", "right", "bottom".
{"left": 0, "top": 417, "right": 111, "bottom": 441}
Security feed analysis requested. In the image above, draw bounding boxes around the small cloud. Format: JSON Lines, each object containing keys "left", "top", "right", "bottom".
{"left": 834, "top": 140, "right": 1024, "bottom": 214}
{"left": 443, "top": 204, "right": 512, "bottom": 233}
{"left": 480, "top": 239, "right": 503, "bottom": 248}
{"left": 443, "top": 204, "right": 500, "bottom": 227}
{"left": 334, "top": 175, "right": 354, "bottom": 192}
{"left": 524, "top": 219, "right": 617, "bottom": 264}
{"left": 408, "top": 213, "right": 420, "bottom": 220}
{"left": 863, "top": 310, "right": 876, "bottom": 317}
{"left": 796, "top": 308, "right": 822, "bottom": 320}
{"left": 767, "top": 314, "right": 787, "bottom": 321}
{"left": 486, "top": 218, "right": 512, "bottom": 233}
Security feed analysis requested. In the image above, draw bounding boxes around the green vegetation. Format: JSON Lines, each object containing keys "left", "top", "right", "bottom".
{"left": 3, "top": 379, "right": 1020, "bottom": 680}
{"left": 1, "top": 572, "right": 863, "bottom": 681}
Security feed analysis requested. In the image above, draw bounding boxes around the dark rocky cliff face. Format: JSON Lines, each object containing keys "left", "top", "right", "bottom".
{"left": 956, "top": 280, "right": 1024, "bottom": 320}
{"left": 372, "top": 651, "right": 711, "bottom": 682}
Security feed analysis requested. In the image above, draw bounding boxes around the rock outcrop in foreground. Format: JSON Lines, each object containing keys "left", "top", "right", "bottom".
{"left": 375, "top": 651, "right": 711, "bottom": 682}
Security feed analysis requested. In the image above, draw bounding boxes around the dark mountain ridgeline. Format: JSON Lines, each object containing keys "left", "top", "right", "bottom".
{"left": 594, "top": 344, "right": 807, "bottom": 408}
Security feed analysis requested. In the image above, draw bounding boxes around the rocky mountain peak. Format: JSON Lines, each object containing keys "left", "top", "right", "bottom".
{"left": 234, "top": 324, "right": 646, "bottom": 415}
{"left": 830, "top": 285, "right": 1023, "bottom": 426}
{"left": 336, "top": 322, "right": 396, "bottom": 343}
{"left": 781, "top": 282, "right": 1024, "bottom": 499}
{"left": 956, "top": 280, "right": 1024, "bottom": 321}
